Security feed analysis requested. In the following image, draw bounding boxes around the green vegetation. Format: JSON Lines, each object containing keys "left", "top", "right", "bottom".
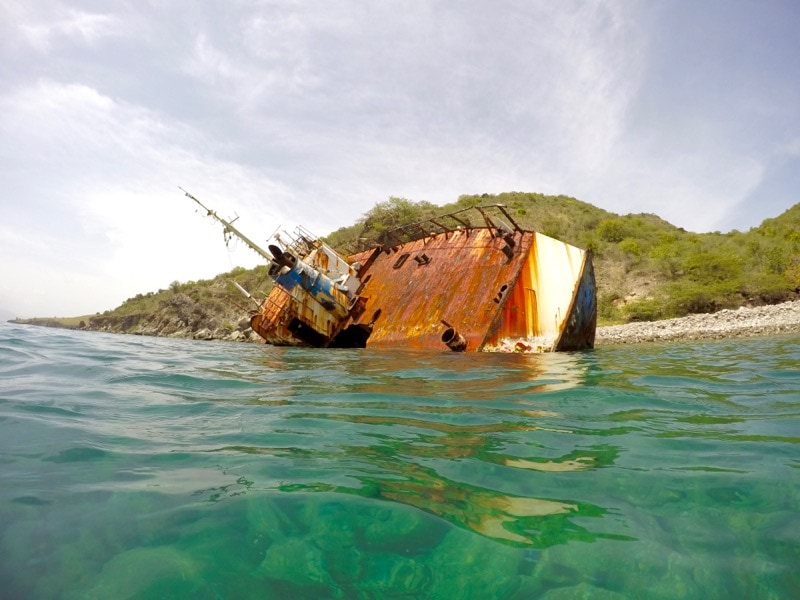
{"left": 14, "top": 193, "right": 799, "bottom": 334}
{"left": 90, "top": 265, "right": 274, "bottom": 335}
{"left": 325, "top": 197, "right": 440, "bottom": 254}
{"left": 15, "top": 266, "right": 274, "bottom": 338}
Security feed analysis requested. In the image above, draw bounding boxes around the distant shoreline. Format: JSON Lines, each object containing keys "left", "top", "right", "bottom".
{"left": 595, "top": 300, "right": 800, "bottom": 345}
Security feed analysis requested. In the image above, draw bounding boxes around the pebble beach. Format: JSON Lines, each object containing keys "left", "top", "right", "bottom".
{"left": 596, "top": 299, "right": 800, "bottom": 345}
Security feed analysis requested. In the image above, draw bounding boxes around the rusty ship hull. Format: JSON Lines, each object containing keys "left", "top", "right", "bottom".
{"left": 247, "top": 208, "right": 596, "bottom": 353}
{"left": 185, "top": 191, "right": 595, "bottom": 352}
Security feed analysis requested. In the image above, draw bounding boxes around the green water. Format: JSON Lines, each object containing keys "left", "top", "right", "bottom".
{"left": 0, "top": 323, "right": 798, "bottom": 598}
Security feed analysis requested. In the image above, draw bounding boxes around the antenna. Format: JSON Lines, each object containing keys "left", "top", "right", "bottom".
{"left": 180, "top": 187, "right": 275, "bottom": 265}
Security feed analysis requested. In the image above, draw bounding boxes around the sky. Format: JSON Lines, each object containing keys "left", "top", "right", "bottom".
{"left": 1, "top": 0, "right": 799, "bottom": 318}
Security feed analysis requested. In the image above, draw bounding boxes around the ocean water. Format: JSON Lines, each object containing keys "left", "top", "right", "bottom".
{"left": 0, "top": 323, "right": 798, "bottom": 599}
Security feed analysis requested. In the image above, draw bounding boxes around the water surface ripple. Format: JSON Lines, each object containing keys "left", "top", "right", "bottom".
{"left": 1, "top": 324, "right": 797, "bottom": 598}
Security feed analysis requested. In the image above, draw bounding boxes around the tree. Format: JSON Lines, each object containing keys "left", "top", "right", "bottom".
{"left": 359, "top": 197, "right": 437, "bottom": 234}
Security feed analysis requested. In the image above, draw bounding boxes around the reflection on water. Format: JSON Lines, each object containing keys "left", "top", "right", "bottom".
{"left": 193, "top": 348, "right": 627, "bottom": 549}
{"left": 252, "top": 345, "right": 594, "bottom": 400}
{"left": 201, "top": 348, "right": 619, "bottom": 546}
{"left": 271, "top": 438, "right": 625, "bottom": 547}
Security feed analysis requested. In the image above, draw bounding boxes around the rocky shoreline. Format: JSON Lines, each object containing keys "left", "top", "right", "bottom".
{"left": 595, "top": 300, "right": 800, "bottom": 345}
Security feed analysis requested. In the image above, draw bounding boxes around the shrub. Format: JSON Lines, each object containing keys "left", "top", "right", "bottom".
{"left": 619, "top": 238, "right": 641, "bottom": 257}
{"left": 623, "top": 298, "right": 666, "bottom": 322}
{"left": 596, "top": 218, "right": 627, "bottom": 243}
{"left": 597, "top": 292, "right": 622, "bottom": 323}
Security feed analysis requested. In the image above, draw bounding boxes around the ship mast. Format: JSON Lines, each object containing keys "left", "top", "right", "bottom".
{"left": 180, "top": 187, "right": 275, "bottom": 264}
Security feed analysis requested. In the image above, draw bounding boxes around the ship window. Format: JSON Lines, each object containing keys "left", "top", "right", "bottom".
{"left": 393, "top": 253, "right": 410, "bottom": 269}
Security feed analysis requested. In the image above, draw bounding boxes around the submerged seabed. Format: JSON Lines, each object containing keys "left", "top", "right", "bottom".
{"left": 0, "top": 323, "right": 798, "bottom": 599}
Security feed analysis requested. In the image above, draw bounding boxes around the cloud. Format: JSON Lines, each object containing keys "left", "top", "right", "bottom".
{"left": 173, "top": 1, "right": 650, "bottom": 215}
{"left": 8, "top": 3, "right": 122, "bottom": 53}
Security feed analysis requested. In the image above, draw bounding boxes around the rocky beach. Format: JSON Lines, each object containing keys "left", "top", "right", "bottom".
{"left": 596, "top": 299, "right": 800, "bottom": 345}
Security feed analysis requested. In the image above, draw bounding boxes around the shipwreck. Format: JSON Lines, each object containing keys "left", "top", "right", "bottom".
{"left": 184, "top": 189, "right": 596, "bottom": 352}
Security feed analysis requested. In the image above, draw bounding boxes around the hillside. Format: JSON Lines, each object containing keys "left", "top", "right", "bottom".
{"left": 13, "top": 266, "right": 275, "bottom": 341}
{"left": 11, "top": 193, "right": 800, "bottom": 340}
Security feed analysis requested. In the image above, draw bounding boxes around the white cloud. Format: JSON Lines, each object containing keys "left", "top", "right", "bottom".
{"left": 12, "top": 4, "right": 122, "bottom": 53}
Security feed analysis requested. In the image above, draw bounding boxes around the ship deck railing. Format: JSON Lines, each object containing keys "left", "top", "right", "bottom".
{"left": 370, "top": 204, "right": 524, "bottom": 251}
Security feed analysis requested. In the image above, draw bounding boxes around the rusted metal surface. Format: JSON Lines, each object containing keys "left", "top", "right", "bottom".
{"left": 347, "top": 228, "right": 596, "bottom": 352}
{"left": 347, "top": 228, "right": 533, "bottom": 350}
{"left": 250, "top": 287, "right": 299, "bottom": 345}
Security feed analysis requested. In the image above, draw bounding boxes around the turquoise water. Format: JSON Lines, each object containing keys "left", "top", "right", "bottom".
{"left": 0, "top": 323, "right": 798, "bottom": 599}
